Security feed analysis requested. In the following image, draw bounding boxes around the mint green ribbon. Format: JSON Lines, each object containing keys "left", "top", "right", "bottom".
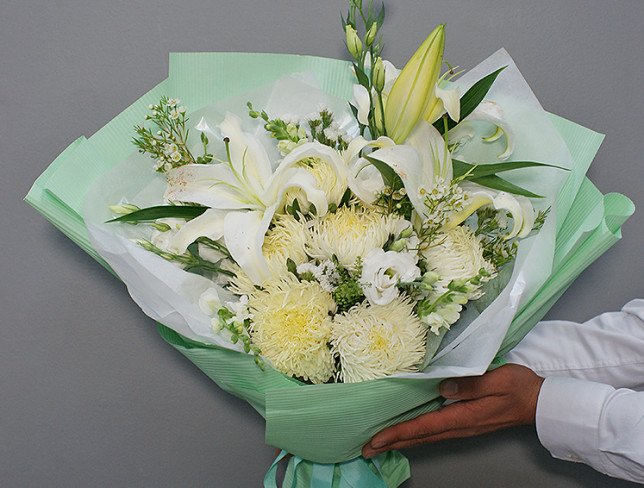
{"left": 264, "top": 450, "right": 410, "bottom": 488}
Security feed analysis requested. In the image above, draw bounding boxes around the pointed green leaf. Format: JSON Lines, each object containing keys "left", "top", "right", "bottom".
{"left": 469, "top": 174, "right": 543, "bottom": 198}
{"left": 107, "top": 205, "right": 208, "bottom": 223}
{"left": 353, "top": 63, "right": 370, "bottom": 87}
{"left": 365, "top": 155, "right": 403, "bottom": 190}
{"left": 435, "top": 66, "right": 506, "bottom": 133}
{"left": 453, "top": 159, "right": 567, "bottom": 179}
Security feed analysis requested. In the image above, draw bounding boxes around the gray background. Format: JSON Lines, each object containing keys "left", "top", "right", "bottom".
{"left": 2, "top": 0, "right": 643, "bottom": 486}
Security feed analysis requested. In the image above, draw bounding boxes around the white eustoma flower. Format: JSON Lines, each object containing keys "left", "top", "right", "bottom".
{"left": 198, "top": 287, "right": 223, "bottom": 316}
{"left": 360, "top": 248, "right": 421, "bottom": 306}
{"left": 448, "top": 100, "right": 514, "bottom": 160}
{"left": 164, "top": 113, "right": 328, "bottom": 284}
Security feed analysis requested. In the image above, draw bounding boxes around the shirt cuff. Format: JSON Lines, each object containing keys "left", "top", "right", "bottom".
{"left": 536, "top": 376, "right": 614, "bottom": 467}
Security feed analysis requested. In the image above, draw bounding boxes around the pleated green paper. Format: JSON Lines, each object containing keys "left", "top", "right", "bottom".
{"left": 26, "top": 53, "right": 634, "bottom": 486}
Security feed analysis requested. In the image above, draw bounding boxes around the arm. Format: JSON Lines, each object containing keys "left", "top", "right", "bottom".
{"left": 363, "top": 299, "right": 644, "bottom": 483}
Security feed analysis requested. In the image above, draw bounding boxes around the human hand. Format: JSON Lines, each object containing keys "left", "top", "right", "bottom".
{"left": 362, "top": 364, "right": 544, "bottom": 458}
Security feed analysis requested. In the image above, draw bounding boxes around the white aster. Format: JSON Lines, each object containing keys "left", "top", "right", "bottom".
{"left": 331, "top": 297, "right": 427, "bottom": 383}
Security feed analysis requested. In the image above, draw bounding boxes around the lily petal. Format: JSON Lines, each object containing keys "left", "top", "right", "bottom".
{"left": 165, "top": 164, "right": 260, "bottom": 210}
{"left": 168, "top": 208, "right": 226, "bottom": 254}
{"left": 268, "top": 167, "right": 329, "bottom": 216}
{"left": 446, "top": 182, "right": 534, "bottom": 238}
{"left": 223, "top": 206, "right": 277, "bottom": 284}
{"left": 350, "top": 85, "right": 371, "bottom": 126}
{"left": 459, "top": 100, "right": 515, "bottom": 160}
{"left": 369, "top": 144, "right": 425, "bottom": 212}
{"left": 219, "top": 112, "right": 273, "bottom": 194}
{"left": 435, "top": 85, "right": 461, "bottom": 122}
{"left": 405, "top": 121, "right": 452, "bottom": 183}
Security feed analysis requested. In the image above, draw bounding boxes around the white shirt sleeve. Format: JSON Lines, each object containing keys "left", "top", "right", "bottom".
{"left": 504, "top": 299, "right": 644, "bottom": 483}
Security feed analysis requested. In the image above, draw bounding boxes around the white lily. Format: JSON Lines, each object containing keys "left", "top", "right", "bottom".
{"left": 445, "top": 181, "right": 535, "bottom": 239}
{"left": 164, "top": 113, "right": 329, "bottom": 284}
{"left": 365, "top": 121, "right": 452, "bottom": 218}
{"left": 449, "top": 100, "right": 514, "bottom": 160}
{"left": 424, "top": 74, "right": 461, "bottom": 124}
{"left": 341, "top": 135, "right": 396, "bottom": 204}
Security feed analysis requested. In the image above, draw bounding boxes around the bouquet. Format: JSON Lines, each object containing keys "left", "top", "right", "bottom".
{"left": 27, "top": 1, "right": 634, "bottom": 486}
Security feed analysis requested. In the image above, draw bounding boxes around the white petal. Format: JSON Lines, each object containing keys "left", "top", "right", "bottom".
{"left": 368, "top": 144, "right": 426, "bottom": 213}
{"left": 350, "top": 84, "right": 371, "bottom": 126}
{"left": 348, "top": 158, "right": 385, "bottom": 204}
{"left": 406, "top": 121, "right": 452, "bottom": 183}
{"left": 463, "top": 100, "right": 515, "bottom": 160}
{"left": 219, "top": 112, "right": 273, "bottom": 192}
{"left": 268, "top": 167, "right": 328, "bottom": 216}
{"left": 279, "top": 141, "right": 347, "bottom": 183}
{"left": 223, "top": 207, "right": 276, "bottom": 284}
{"left": 165, "top": 164, "right": 257, "bottom": 209}
{"left": 382, "top": 60, "right": 400, "bottom": 93}
{"left": 435, "top": 85, "right": 461, "bottom": 122}
{"left": 168, "top": 208, "right": 226, "bottom": 254}
{"left": 447, "top": 182, "right": 534, "bottom": 239}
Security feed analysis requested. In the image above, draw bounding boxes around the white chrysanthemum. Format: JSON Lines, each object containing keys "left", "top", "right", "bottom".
{"left": 331, "top": 296, "right": 427, "bottom": 383}
{"left": 307, "top": 206, "right": 403, "bottom": 268}
{"left": 263, "top": 214, "right": 309, "bottom": 267}
{"left": 422, "top": 225, "right": 495, "bottom": 293}
{"left": 228, "top": 214, "right": 309, "bottom": 293}
{"left": 284, "top": 156, "right": 347, "bottom": 209}
{"left": 248, "top": 275, "right": 336, "bottom": 384}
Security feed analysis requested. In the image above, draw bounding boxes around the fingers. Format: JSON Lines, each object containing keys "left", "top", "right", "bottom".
{"left": 364, "top": 400, "right": 484, "bottom": 455}
{"left": 364, "top": 422, "right": 510, "bottom": 457}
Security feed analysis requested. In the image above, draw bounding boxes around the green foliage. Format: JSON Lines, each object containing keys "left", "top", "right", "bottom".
{"left": 107, "top": 204, "right": 207, "bottom": 223}
{"left": 434, "top": 67, "right": 507, "bottom": 134}
{"left": 132, "top": 96, "right": 213, "bottom": 172}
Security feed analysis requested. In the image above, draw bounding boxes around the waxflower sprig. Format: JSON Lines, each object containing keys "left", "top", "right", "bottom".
{"left": 133, "top": 97, "right": 213, "bottom": 173}
{"left": 247, "top": 102, "right": 351, "bottom": 153}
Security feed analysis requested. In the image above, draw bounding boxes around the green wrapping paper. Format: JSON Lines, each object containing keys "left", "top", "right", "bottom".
{"left": 25, "top": 52, "right": 634, "bottom": 486}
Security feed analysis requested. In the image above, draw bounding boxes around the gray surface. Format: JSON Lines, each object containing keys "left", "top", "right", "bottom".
{"left": 2, "top": 0, "right": 643, "bottom": 486}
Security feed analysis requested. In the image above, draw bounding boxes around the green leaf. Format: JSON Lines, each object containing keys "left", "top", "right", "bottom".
{"left": 107, "top": 205, "right": 207, "bottom": 223}
{"left": 435, "top": 66, "right": 506, "bottom": 133}
{"left": 353, "top": 63, "right": 370, "bottom": 87}
{"left": 364, "top": 155, "right": 403, "bottom": 190}
{"left": 453, "top": 159, "right": 567, "bottom": 179}
{"left": 469, "top": 174, "right": 543, "bottom": 198}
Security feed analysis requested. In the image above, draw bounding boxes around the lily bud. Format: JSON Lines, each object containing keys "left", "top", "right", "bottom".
{"left": 384, "top": 24, "right": 445, "bottom": 143}
{"left": 365, "top": 23, "right": 378, "bottom": 47}
{"left": 345, "top": 25, "right": 363, "bottom": 59}
{"left": 373, "top": 56, "right": 386, "bottom": 92}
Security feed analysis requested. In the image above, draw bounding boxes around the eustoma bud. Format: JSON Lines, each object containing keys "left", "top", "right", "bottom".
{"left": 365, "top": 23, "right": 378, "bottom": 46}
{"left": 384, "top": 24, "right": 445, "bottom": 143}
{"left": 373, "top": 56, "right": 386, "bottom": 92}
{"left": 345, "top": 25, "right": 363, "bottom": 59}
